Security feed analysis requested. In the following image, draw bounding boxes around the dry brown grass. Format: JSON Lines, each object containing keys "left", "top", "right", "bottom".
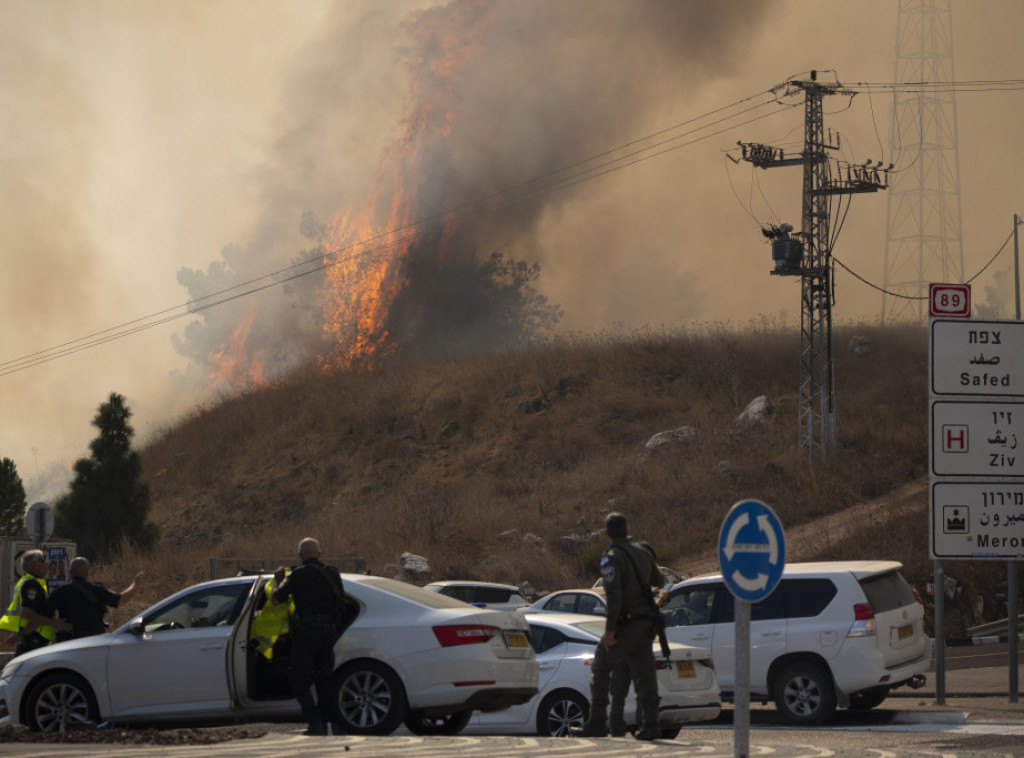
{"left": 86, "top": 322, "right": 1012, "bottom": 637}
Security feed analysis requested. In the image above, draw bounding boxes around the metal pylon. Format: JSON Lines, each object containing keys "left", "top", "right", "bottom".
{"left": 881, "top": 0, "right": 965, "bottom": 323}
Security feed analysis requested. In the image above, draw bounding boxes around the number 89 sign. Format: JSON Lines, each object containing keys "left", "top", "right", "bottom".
{"left": 929, "top": 283, "right": 970, "bottom": 319}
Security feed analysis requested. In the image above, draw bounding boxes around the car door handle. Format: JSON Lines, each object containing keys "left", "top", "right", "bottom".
{"left": 758, "top": 631, "right": 782, "bottom": 637}
{"left": 690, "top": 633, "right": 712, "bottom": 641}
{"left": 539, "top": 663, "right": 557, "bottom": 671}
{"left": 200, "top": 643, "right": 225, "bottom": 651}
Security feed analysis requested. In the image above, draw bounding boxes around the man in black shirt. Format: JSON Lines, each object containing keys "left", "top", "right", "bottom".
{"left": 272, "top": 537, "right": 345, "bottom": 736}
{"left": 48, "top": 557, "right": 143, "bottom": 642}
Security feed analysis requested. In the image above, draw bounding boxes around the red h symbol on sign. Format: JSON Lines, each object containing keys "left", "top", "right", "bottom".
{"left": 942, "top": 425, "right": 968, "bottom": 453}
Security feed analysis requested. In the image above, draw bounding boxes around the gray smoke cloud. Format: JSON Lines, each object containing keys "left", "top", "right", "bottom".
{"left": 173, "top": 0, "right": 773, "bottom": 385}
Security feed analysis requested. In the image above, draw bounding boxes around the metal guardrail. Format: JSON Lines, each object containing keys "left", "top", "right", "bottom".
{"left": 967, "top": 615, "right": 1024, "bottom": 638}
{"left": 209, "top": 556, "right": 367, "bottom": 580}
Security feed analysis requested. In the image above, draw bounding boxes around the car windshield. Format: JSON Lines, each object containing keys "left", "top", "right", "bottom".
{"left": 569, "top": 619, "right": 605, "bottom": 638}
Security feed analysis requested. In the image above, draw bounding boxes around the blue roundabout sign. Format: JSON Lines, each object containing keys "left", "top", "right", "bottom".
{"left": 718, "top": 499, "right": 786, "bottom": 602}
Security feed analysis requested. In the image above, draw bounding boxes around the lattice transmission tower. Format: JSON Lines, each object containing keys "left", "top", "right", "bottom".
{"left": 881, "top": 0, "right": 966, "bottom": 323}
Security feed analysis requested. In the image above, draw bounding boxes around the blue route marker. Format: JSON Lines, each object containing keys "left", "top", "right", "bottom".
{"left": 718, "top": 499, "right": 786, "bottom": 602}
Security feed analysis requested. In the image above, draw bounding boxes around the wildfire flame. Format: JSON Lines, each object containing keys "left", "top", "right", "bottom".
{"left": 319, "top": 1, "right": 493, "bottom": 370}
{"left": 205, "top": 306, "right": 268, "bottom": 392}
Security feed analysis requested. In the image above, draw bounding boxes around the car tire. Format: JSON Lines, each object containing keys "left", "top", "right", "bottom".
{"left": 24, "top": 672, "right": 99, "bottom": 732}
{"left": 660, "top": 725, "right": 682, "bottom": 740}
{"left": 773, "top": 661, "right": 837, "bottom": 726}
{"left": 848, "top": 686, "right": 889, "bottom": 710}
{"left": 535, "top": 688, "right": 588, "bottom": 737}
{"left": 334, "top": 660, "right": 408, "bottom": 735}
{"left": 403, "top": 710, "right": 472, "bottom": 735}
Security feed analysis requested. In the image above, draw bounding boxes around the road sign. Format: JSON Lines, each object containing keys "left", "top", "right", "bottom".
{"left": 931, "top": 319, "right": 1024, "bottom": 396}
{"left": 929, "top": 283, "right": 971, "bottom": 318}
{"left": 25, "top": 501, "right": 54, "bottom": 546}
{"left": 931, "top": 400, "right": 1024, "bottom": 477}
{"left": 931, "top": 481, "right": 1024, "bottom": 559}
{"left": 718, "top": 499, "right": 786, "bottom": 602}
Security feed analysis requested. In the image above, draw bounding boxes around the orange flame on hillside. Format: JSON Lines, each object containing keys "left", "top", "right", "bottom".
{"left": 205, "top": 307, "right": 268, "bottom": 392}
{"left": 319, "top": 1, "right": 493, "bottom": 370}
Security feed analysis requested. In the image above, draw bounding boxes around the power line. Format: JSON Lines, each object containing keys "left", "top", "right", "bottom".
{"left": 1, "top": 87, "right": 796, "bottom": 378}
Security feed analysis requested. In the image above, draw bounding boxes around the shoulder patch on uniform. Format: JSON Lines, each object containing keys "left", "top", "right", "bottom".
{"left": 25, "top": 588, "right": 37, "bottom": 602}
{"left": 600, "top": 554, "right": 615, "bottom": 584}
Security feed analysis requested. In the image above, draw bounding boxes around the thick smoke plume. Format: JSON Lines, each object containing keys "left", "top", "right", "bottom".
{"left": 174, "top": 0, "right": 771, "bottom": 388}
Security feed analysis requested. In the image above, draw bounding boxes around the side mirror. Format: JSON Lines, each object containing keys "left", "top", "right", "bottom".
{"left": 595, "top": 606, "right": 607, "bottom": 617}
{"left": 128, "top": 620, "right": 146, "bottom": 637}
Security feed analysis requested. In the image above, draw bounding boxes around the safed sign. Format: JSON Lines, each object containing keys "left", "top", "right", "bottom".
{"left": 930, "top": 318, "right": 1024, "bottom": 559}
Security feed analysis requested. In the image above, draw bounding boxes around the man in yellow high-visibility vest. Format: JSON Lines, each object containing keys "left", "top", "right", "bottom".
{"left": 1, "top": 549, "right": 72, "bottom": 657}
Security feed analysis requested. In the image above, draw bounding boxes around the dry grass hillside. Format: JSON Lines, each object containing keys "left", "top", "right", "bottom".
{"left": 95, "top": 321, "right": 1012, "bottom": 637}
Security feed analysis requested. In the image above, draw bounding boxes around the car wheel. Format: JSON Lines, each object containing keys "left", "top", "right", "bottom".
{"left": 334, "top": 660, "right": 408, "bottom": 735}
{"left": 24, "top": 672, "right": 99, "bottom": 732}
{"left": 849, "top": 687, "right": 889, "bottom": 710}
{"left": 535, "top": 688, "right": 588, "bottom": 737}
{"left": 403, "top": 710, "right": 472, "bottom": 735}
{"left": 660, "top": 725, "right": 682, "bottom": 740}
{"left": 773, "top": 661, "right": 837, "bottom": 726}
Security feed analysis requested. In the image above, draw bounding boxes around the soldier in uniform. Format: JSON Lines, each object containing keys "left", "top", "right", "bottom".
{"left": 0, "top": 550, "right": 71, "bottom": 656}
{"left": 272, "top": 537, "right": 345, "bottom": 736}
{"left": 575, "top": 513, "right": 664, "bottom": 741}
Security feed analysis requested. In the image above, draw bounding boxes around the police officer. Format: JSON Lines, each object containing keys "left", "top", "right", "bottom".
{"left": 272, "top": 537, "right": 345, "bottom": 736}
{"left": 575, "top": 513, "right": 663, "bottom": 741}
{"left": 1, "top": 550, "right": 71, "bottom": 656}
{"left": 48, "top": 556, "right": 143, "bottom": 642}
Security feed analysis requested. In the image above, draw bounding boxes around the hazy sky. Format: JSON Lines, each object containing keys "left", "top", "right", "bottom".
{"left": 2, "top": 0, "right": 1022, "bottom": 499}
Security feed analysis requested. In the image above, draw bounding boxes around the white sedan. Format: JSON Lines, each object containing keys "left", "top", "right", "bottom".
{"left": 0, "top": 573, "right": 538, "bottom": 734}
{"left": 468, "top": 613, "right": 721, "bottom": 738}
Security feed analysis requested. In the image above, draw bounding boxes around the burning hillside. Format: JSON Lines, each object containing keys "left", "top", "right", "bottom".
{"left": 172, "top": 0, "right": 769, "bottom": 391}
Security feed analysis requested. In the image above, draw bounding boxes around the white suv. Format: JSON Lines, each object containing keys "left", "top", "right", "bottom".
{"left": 660, "top": 561, "right": 930, "bottom": 725}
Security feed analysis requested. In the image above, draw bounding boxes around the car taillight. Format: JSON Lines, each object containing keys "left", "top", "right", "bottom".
{"left": 912, "top": 587, "right": 924, "bottom": 605}
{"left": 848, "top": 602, "right": 877, "bottom": 637}
{"left": 655, "top": 659, "right": 672, "bottom": 670}
{"left": 433, "top": 624, "right": 500, "bottom": 647}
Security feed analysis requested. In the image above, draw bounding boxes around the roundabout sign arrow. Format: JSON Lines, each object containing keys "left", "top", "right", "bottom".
{"left": 718, "top": 499, "right": 786, "bottom": 602}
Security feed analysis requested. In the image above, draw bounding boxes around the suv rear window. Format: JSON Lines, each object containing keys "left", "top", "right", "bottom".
{"left": 858, "top": 570, "right": 917, "bottom": 613}
{"left": 443, "top": 586, "right": 525, "bottom": 606}
{"left": 781, "top": 578, "right": 837, "bottom": 618}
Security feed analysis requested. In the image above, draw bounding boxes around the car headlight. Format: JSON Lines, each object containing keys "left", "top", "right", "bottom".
{"left": 0, "top": 661, "right": 21, "bottom": 682}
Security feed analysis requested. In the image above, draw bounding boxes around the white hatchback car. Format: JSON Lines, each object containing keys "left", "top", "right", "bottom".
{"left": 660, "top": 561, "right": 929, "bottom": 725}
{"left": 469, "top": 613, "right": 721, "bottom": 738}
{"left": 521, "top": 588, "right": 607, "bottom": 616}
{"left": 424, "top": 581, "right": 529, "bottom": 611}
{"left": 0, "top": 573, "right": 538, "bottom": 734}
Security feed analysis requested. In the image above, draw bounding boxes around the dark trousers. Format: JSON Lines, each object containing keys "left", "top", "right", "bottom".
{"left": 289, "top": 624, "right": 337, "bottom": 728}
{"left": 589, "top": 619, "right": 658, "bottom": 728}
{"left": 14, "top": 633, "right": 48, "bottom": 659}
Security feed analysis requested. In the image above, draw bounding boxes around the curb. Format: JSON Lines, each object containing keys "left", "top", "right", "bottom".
{"left": 891, "top": 710, "right": 968, "bottom": 724}
{"left": 946, "top": 632, "right": 1024, "bottom": 647}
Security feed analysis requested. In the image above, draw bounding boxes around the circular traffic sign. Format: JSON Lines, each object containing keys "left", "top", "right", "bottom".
{"left": 718, "top": 499, "right": 786, "bottom": 602}
{"left": 25, "top": 501, "right": 54, "bottom": 545}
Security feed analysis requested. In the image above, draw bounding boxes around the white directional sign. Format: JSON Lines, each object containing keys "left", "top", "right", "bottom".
{"left": 931, "top": 319, "right": 1024, "bottom": 396}
{"left": 931, "top": 482, "right": 1024, "bottom": 559}
{"left": 931, "top": 400, "right": 1024, "bottom": 477}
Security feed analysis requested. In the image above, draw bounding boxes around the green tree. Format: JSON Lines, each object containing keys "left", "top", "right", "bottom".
{"left": 54, "top": 393, "right": 159, "bottom": 558}
{"left": 0, "top": 458, "right": 27, "bottom": 537}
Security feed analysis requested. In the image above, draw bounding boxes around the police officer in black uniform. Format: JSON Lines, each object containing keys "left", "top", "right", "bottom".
{"left": 575, "top": 513, "right": 664, "bottom": 741}
{"left": 48, "top": 556, "right": 143, "bottom": 641}
{"left": 272, "top": 537, "right": 345, "bottom": 736}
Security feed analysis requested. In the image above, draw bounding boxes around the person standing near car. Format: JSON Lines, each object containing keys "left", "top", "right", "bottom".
{"left": 272, "top": 537, "right": 346, "bottom": 736}
{"left": 0, "top": 550, "right": 71, "bottom": 657}
{"left": 608, "top": 540, "right": 667, "bottom": 737}
{"left": 48, "top": 557, "right": 143, "bottom": 642}
{"left": 574, "top": 513, "right": 664, "bottom": 741}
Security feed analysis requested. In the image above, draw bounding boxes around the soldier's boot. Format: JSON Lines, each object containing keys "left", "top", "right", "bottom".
{"left": 633, "top": 705, "right": 660, "bottom": 741}
{"left": 573, "top": 716, "right": 608, "bottom": 738}
{"left": 608, "top": 694, "right": 628, "bottom": 736}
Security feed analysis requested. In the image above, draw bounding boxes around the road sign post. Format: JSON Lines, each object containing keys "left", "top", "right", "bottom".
{"left": 718, "top": 500, "right": 786, "bottom": 758}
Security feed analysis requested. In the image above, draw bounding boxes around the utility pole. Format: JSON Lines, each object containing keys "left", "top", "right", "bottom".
{"left": 738, "top": 72, "right": 890, "bottom": 460}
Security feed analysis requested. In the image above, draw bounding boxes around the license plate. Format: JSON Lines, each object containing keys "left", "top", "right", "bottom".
{"left": 675, "top": 660, "right": 696, "bottom": 678}
{"left": 897, "top": 624, "right": 914, "bottom": 640}
{"left": 504, "top": 631, "right": 529, "bottom": 648}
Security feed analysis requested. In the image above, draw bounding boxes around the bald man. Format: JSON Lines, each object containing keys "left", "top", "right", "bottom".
{"left": 272, "top": 538, "right": 346, "bottom": 736}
